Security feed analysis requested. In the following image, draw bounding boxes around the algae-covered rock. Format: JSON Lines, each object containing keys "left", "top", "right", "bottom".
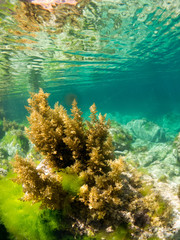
{"left": 0, "top": 130, "right": 29, "bottom": 157}
{"left": 0, "top": 121, "right": 29, "bottom": 173}
{"left": 174, "top": 132, "right": 180, "bottom": 163}
{"left": 110, "top": 123, "right": 133, "bottom": 152}
{"left": 0, "top": 168, "right": 7, "bottom": 177}
{"left": 126, "top": 142, "right": 179, "bottom": 181}
{"left": 0, "top": 148, "right": 10, "bottom": 173}
{"left": 126, "top": 119, "right": 167, "bottom": 143}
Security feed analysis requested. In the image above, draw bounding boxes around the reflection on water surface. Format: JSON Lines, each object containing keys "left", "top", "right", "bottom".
{"left": 0, "top": 0, "right": 179, "bottom": 121}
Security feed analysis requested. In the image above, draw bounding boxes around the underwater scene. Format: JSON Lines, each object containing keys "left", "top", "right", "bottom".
{"left": 0, "top": 0, "right": 180, "bottom": 239}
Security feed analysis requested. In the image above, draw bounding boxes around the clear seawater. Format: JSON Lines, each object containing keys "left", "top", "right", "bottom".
{"left": 0, "top": 0, "right": 180, "bottom": 130}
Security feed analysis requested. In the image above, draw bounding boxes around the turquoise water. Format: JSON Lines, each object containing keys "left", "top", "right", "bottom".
{"left": 0, "top": 0, "right": 179, "bottom": 129}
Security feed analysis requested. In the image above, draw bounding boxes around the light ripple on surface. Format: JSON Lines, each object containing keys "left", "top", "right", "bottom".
{"left": 0, "top": 0, "right": 179, "bottom": 99}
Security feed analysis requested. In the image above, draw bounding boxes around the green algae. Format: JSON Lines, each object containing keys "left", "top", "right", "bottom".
{"left": 178, "top": 185, "right": 180, "bottom": 199}
{"left": 147, "top": 237, "right": 161, "bottom": 240}
{"left": 92, "top": 225, "right": 131, "bottom": 240}
{"left": 0, "top": 173, "right": 132, "bottom": 240}
{"left": 0, "top": 173, "right": 65, "bottom": 240}
{"left": 60, "top": 172, "right": 84, "bottom": 196}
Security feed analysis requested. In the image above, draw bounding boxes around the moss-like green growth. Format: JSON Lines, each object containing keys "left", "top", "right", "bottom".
{"left": 94, "top": 225, "right": 131, "bottom": 240}
{"left": 139, "top": 183, "right": 153, "bottom": 197}
{"left": 0, "top": 173, "right": 68, "bottom": 240}
{"left": 156, "top": 201, "right": 167, "bottom": 216}
{"left": 154, "top": 197, "right": 171, "bottom": 219}
{"left": 0, "top": 148, "right": 9, "bottom": 174}
{"left": 137, "top": 166, "right": 149, "bottom": 175}
{"left": 60, "top": 172, "right": 84, "bottom": 196}
{"left": 158, "top": 175, "right": 168, "bottom": 183}
{"left": 147, "top": 237, "right": 161, "bottom": 240}
{"left": 178, "top": 185, "right": 180, "bottom": 199}
{"left": 1, "top": 131, "right": 16, "bottom": 146}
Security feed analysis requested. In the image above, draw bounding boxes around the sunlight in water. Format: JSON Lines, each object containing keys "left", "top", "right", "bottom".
{"left": 29, "top": 0, "right": 78, "bottom": 10}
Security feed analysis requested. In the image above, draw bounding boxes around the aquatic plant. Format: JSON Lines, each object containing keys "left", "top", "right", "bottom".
{"left": 0, "top": 173, "right": 67, "bottom": 240}
{"left": 12, "top": 89, "right": 172, "bottom": 238}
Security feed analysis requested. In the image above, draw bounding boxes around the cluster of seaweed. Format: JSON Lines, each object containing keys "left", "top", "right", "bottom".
{"left": 13, "top": 89, "right": 171, "bottom": 238}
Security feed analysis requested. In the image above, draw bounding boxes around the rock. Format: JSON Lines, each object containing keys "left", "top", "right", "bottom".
{"left": 0, "top": 129, "right": 29, "bottom": 157}
{"left": 0, "top": 148, "right": 9, "bottom": 173}
{"left": 0, "top": 168, "right": 7, "bottom": 177}
{"left": 174, "top": 132, "right": 180, "bottom": 163}
{"left": 126, "top": 142, "right": 180, "bottom": 181}
{"left": 110, "top": 124, "right": 133, "bottom": 151}
{"left": 151, "top": 180, "right": 180, "bottom": 240}
{"left": 126, "top": 119, "right": 167, "bottom": 143}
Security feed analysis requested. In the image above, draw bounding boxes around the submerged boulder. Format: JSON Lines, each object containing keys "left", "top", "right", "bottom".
{"left": 0, "top": 168, "right": 7, "bottom": 177}
{"left": 110, "top": 123, "right": 133, "bottom": 152}
{"left": 0, "top": 148, "right": 9, "bottom": 174}
{"left": 126, "top": 119, "right": 166, "bottom": 143}
{"left": 0, "top": 129, "right": 29, "bottom": 157}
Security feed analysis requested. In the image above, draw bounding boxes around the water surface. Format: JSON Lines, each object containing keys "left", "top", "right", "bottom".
{"left": 0, "top": 0, "right": 179, "bottom": 129}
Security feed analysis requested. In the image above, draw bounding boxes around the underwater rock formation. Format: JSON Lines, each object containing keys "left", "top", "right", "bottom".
{"left": 174, "top": 132, "right": 180, "bottom": 163}
{"left": 0, "top": 119, "right": 30, "bottom": 176}
{"left": 0, "top": 147, "right": 9, "bottom": 175}
{"left": 126, "top": 119, "right": 167, "bottom": 143}
{"left": 13, "top": 89, "right": 173, "bottom": 239}
{"left": 0, "top": 129, "right": 29, "bottom": 157}
{"left": 110, "top": 121, "right": 133, "bottom": 153}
